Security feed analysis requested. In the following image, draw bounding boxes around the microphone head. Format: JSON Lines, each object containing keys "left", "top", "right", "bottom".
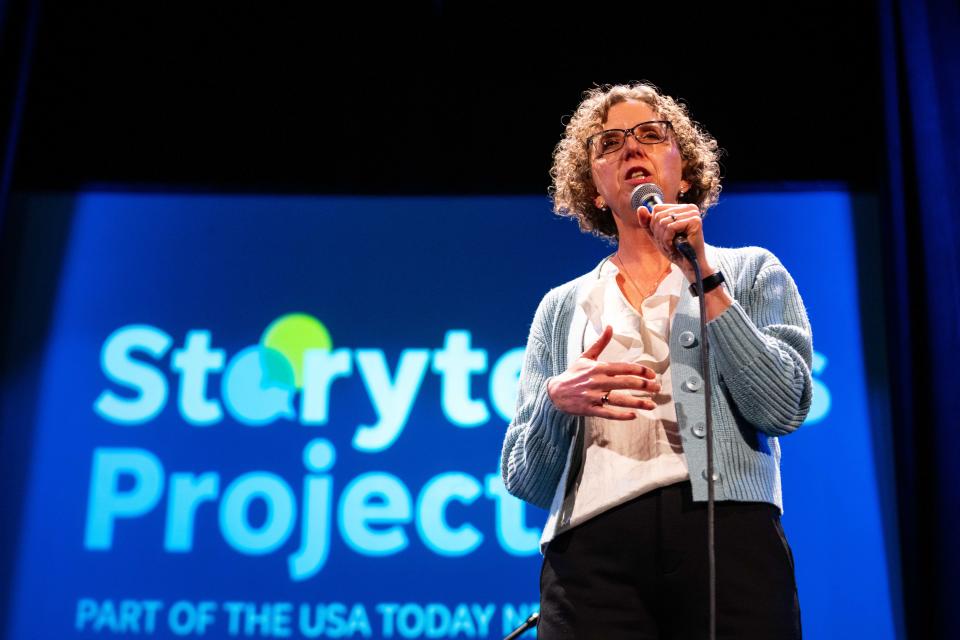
{"left": 630, "top": 183, "right": 664, "bottom": 212}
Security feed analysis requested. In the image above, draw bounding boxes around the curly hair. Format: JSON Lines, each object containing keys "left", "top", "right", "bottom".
{"left": 550, "top": 83, "right": 722, "bottom": 239}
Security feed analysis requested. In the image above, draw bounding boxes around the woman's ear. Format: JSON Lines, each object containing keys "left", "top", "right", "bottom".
{"left": 594, "top": 196, "right": 607, "bottom": 210}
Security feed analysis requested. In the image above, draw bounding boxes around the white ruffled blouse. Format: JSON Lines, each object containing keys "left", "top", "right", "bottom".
{"left": 557, "top": 259, "right": 690, "bottom": 532}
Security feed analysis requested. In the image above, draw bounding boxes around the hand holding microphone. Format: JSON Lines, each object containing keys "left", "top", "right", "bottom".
{"left": 631, "top": 183, "right": 703, "bottom": 266}
{"left": 630, "top": 184, "right": 730, "bottom": 308}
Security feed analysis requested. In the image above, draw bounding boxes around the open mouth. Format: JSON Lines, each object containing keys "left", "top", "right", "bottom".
{"left": 624, "top": 166, "right": 651, "bottom": 182}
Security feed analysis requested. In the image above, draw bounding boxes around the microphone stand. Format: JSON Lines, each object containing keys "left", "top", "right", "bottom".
{"left": 676, "top": 240, "right": 717, "bottom": 640}
{"left": 633, "top": 187, "right": 716, "bottom": 639}
{"left": 502, "top": 612, "right": 538, "bottom": 640}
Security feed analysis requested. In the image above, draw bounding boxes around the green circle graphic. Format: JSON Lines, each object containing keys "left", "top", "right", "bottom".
{"left": 260, "top": 313, "right": 333, "bottom": 389}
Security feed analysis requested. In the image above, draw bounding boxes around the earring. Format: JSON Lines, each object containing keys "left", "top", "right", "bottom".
{"left": 596, "top": 198, "right": 608, "bottom": 210}
{"left": 678, "top": 190, "right": 687, "bottom": 201}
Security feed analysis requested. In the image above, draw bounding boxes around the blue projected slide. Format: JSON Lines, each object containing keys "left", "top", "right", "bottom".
{"left": 0, "top": 191, "right": 894, "bottom": 639}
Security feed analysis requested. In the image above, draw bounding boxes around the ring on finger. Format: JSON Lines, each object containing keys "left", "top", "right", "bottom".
{"left": 670, "top": 214, "right": 677, "bottom": 222}
{"left": 600, "top": 392, "right": 610, "bottom": 405}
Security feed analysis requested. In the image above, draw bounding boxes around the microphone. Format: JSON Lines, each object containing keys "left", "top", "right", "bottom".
{"left": 630, "top": 183, "right": 697, "bottom": 262}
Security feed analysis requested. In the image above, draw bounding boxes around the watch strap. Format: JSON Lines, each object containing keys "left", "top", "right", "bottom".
{"left": 690, "top": 270, "right": 725, "bottom": 297}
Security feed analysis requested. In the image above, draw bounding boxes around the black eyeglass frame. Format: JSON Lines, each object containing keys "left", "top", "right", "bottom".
{"left": 586, "top": 120, "right": 674, "bottom": 157}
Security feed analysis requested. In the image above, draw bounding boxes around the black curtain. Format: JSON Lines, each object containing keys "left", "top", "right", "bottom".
{"left": 880, "top": 0, "right": 960, "bottom": 637}
{"left": 0, "top": 4, "right": 45, "bottom": 640}
{"left": 0, "top": 0, "right": 37, "bottom": 229}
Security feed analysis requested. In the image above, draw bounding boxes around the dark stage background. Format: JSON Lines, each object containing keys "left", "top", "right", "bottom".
{"left": 1, "top": 2, "right": 958, "bottom": 639}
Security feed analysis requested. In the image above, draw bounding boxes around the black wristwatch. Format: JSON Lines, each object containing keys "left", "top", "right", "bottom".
{"left": 689, "top": 271, "right": 725, "bottom": 297}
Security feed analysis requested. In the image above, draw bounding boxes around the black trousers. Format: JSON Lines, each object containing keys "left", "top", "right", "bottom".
{"left": 538, "top": 481, "right": 801, "bottom": 639}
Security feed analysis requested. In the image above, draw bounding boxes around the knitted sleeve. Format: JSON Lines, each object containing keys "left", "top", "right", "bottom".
{"left": 707, "top": 252, "right": 814, "bottom": 435}
{"left": 500, "top": 291, "right": 577, "bottom": 509}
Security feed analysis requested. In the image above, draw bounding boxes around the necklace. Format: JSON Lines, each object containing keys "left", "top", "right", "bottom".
{"left": 614, "top": 253, "right": 673, "bottom": 302}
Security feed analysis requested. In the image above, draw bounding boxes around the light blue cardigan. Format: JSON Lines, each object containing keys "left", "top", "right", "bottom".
{"left": 499, "top": 245, "right": 813, "bottom": 547}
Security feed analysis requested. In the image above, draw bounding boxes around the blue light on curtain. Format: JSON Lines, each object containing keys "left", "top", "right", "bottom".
{"left": 880, "top": 0, "right": 960, "bottom": 637}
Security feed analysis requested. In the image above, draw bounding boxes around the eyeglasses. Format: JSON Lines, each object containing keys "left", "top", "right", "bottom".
{"left": 587, "top": 120, "right": 673, "bottom": 157}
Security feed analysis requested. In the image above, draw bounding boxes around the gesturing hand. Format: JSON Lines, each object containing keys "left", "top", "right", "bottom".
{"left": 546, "top": 325, "right": 661, "bottom": 421}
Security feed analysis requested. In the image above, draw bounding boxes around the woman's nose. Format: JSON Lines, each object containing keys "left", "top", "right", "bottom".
{"left": 622, "top": 132, "right": 648, "bottom": 157}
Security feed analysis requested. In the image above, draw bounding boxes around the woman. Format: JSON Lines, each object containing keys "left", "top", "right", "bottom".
{"left": 500, "top": 83, "right": 812, "bottom": 639}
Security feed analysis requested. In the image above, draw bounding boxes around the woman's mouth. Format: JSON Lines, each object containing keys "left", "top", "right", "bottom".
{"left": 624, "top": 166, "right": 652, "bottom": 184}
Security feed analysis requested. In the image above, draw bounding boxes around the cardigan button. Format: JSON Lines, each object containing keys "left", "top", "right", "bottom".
{"left": 702, "top": 469, "right": 721, "bottom": 482}
{"left": 684, "top": 376, "right": 702, "bottom": 392}
{"left": 692, "top": 422, "right": 706, "bottom": 438}
{"left": 679, "top": 331, "right": 697, "bottom": 347}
